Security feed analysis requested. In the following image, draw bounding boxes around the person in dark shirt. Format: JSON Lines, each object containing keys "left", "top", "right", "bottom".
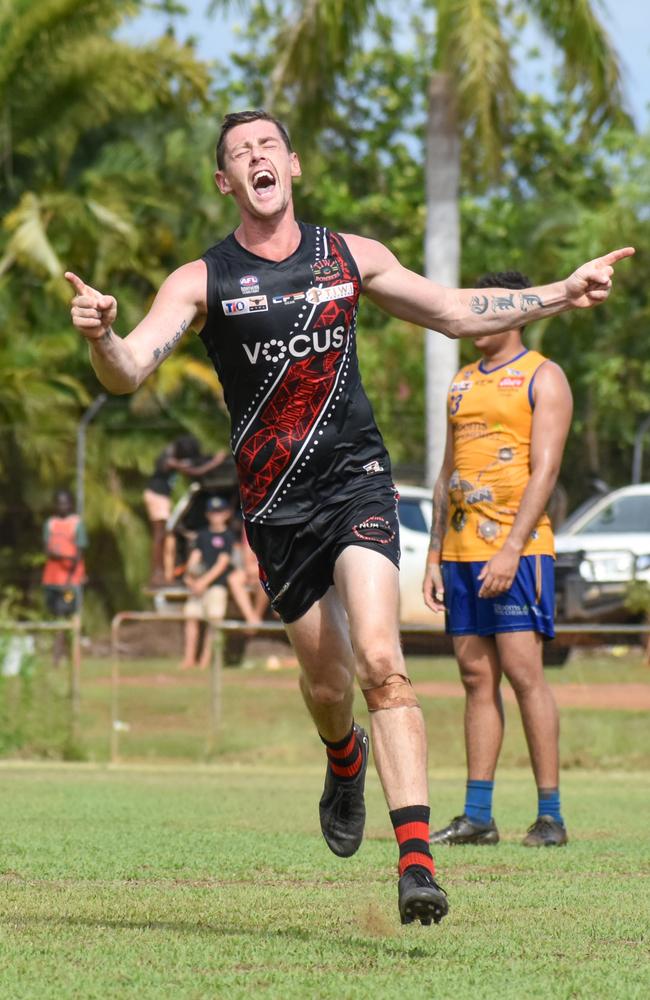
{"left": 144, "top": 434, "right": 226, "bottom": 587}
{"left": 66, "top": 108, "right": 632, "bottom": 927}
{"left": 181, "top": 495, "right": 235, "bottom": 669}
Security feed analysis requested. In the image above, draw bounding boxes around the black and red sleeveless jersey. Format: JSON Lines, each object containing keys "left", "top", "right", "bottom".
{"left": 199, "top": 221, "right": 392, "bottom": 524}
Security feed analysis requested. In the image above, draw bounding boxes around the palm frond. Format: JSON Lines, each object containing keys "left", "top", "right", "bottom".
{"left": 269, "top": 0, "right": 380, "bottom": 123}
{"left": 0, "top": 0, "right": 139, "bottom": 100}
{"left": 0, "top": 191, "right": 62, "bottom": 278}
{"left": 10, "top": 35, "right": 210, "bottom": 157}
{"left": 527, "top": 0, "right": 630, "bottom": 124}
{"left": 436, "top": 0, "right": 517, "bottom": 173}
{"left": 151, "top": 353, "right": 224, "bottom": 401}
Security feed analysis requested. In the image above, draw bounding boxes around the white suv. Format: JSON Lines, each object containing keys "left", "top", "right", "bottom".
{"left": 555, "top": 484, "right": 650, "bottom": 583}
{"left": 395, "top": 484, "right": 444, "bottom": 627}
{"left": 554, "top": 483, "right": 650, "bottom": 623}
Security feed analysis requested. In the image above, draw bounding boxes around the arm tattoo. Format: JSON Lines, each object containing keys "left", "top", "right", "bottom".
{"left": 429, "top": 479, "right": 449, "bottom": 552}
{"left": 470, "top": 292, "right": 517, "bottom": 315}
{"left": 153, "top": 320, "right": 187, "bottom": 361}
{"left": 491, "top": 292, "right": 515, "bottom": 312}
{"left": 471, "top": 291, "right": 545, "bottom": 319}
{"left": 470, "top": 295, "right": 489, "bottom": 315}
{"left": 519, "top": 292, "right": 544, "bottom": 312}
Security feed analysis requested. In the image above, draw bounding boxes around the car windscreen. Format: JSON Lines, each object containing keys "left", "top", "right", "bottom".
{"left": 398, "top": 498, "right": 428, "bottom": 533}
{"left": 577, "top": 494, "right": 650, "bottom": 534}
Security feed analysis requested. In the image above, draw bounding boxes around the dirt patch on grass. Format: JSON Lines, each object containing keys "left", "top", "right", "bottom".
{"left": 228, "top": 676, "right": 650, "bottom": 710}
{"left": 97, "top": 667, "right": 650, "bottom": 710}
{"left": 414, "top": 681, "right": 650, "bottom": 710}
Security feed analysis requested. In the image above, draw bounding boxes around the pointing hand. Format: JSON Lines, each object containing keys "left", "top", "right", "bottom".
{"left": 64, "top": 271, "right": 117, "bottom": 340}
{"left": 565, "top": 247, "right": 634, "bottom": 309}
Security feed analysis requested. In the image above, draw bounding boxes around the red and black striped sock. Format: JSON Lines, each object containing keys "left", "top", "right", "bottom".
{"left": 390, "top": 804, "right": 435, "bottom": 877}
{"left": 320, "top": 724, "right": 363, "bottom": 782}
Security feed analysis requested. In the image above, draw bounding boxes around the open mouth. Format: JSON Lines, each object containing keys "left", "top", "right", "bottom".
{"left": 252, "top": 169, "right": 276, "bottom": 198}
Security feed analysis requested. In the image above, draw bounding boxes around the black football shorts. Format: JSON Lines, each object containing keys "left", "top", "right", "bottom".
{"left": 245, "top": 486, "right": 401, "bottom": 623}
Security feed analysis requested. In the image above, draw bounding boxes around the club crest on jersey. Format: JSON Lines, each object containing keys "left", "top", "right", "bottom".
{"left": 239, "top": 274, "right": 260, "bottom": 293}
{"left": 306, "top": 282, "right": 354, "bottom": 305}
{"left": 222, "top": 295, "right": 268, "bottom": 316}
{"left": 311, "top": 258, "right": 343, "bottom": 282}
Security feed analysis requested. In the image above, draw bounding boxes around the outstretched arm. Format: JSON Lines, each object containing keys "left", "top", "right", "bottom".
{"left": 64, "top": 260, "right": 207, "bottom": 394}
{"left": 177, "top": 451, "right": 228, "bottom": 478}
{"left": 477, "top": 362, "right": 573, "bottom": 598}
{"left": 344, "top": 235, "right": 634, "bottom": 339}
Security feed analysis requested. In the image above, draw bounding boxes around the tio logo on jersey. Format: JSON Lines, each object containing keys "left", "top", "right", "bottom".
{"left": 222, "top": 295, "right": 268, "bottom": 315}
{"left": 242, "top": 326, "right": 346, "bottom": 364}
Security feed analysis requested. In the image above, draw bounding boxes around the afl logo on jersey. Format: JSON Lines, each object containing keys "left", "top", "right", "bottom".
{"left": 239, "top": 274, "right": 260, "bottom": 293}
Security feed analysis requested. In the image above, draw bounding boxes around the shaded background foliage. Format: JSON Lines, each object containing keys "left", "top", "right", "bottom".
{"left": 0, "top": 0, "right": 647, "bottom": 627}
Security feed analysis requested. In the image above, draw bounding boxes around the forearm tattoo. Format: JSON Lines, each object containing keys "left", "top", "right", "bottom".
{"left": 469, "top": 292, "right": 545, "bottom": 316}
{"left": 429, "top": 481, "right": 449, "bottom": 552}
{"left": 519, "top": 292, "right": 543, "bottom": 311}
{"left": 153, "top": 320, "right": 187, "bottom": 361}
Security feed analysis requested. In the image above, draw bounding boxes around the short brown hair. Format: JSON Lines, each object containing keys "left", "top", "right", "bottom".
{"left": 475, "top": 270, "right": 532, "bottom": 290}
{"left": 215, "top": 110, "right": 292, "bottom": 170}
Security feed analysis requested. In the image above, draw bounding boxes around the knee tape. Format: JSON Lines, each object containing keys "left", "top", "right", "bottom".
{"left": 361, "top": 673, "right": 419, "bottom": 712}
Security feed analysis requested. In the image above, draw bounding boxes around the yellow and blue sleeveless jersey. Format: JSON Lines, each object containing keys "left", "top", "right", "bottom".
{"left": 442, "top": 348, "right": 555, "bottom": 562}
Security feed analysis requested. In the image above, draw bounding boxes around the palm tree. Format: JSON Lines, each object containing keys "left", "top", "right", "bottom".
{"left": 0, "top": 0, "right": 225, "bottom": 612}
{"left": 209, "top": 0, "right": 629, "bottom": 483}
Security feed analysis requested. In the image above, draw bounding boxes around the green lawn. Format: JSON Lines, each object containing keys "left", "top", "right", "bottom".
{"left": 0, "top": 764, "right": 648, "bottom": 999}
{"left": 0, "top": 648, "right": 648, "bottom": 997}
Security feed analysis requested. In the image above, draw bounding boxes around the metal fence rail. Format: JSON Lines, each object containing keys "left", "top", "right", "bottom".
{"left": 109, "top": 612, "right": 650, "bottom": 763}
{"left": 2, "top": 613, "right": 648, "bottom": 763}
{"left": 110, "top": 612, "right": 289, "bottom": 762}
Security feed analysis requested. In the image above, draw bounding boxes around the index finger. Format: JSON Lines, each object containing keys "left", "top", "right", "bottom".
{"left": 600, "top": 247, "right": 635, "bottom": 266}
{"left": 64, "top": 271, "right": 87, "bottom": 295}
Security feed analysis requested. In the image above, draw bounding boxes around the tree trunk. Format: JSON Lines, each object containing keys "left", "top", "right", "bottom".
{"left": 424, "top": 72, "right": 460, "bottom": 487}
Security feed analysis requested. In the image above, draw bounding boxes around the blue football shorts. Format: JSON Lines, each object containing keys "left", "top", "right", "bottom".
{"left": 442, "top": 554, "right": 555, "bottom": 639}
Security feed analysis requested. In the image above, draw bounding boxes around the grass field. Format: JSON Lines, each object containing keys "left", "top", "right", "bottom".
{"left": 1, "top": 648, "right": 649, "bottom": 998}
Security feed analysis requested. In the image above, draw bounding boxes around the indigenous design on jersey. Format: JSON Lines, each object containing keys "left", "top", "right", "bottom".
{"left": 442, "top": 349, "right": 555, "bottom": 561}
{"left": 200, "top": 223, "right": 391, "bottom": 524}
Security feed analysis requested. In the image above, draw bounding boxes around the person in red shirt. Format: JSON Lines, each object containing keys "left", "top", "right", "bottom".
{"left": 42, "top": 490, "right": 87, "bottom": 663}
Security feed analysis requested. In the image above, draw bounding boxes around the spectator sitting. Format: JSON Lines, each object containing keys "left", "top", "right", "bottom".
{"left": 181, "top": 495, "right": 235, "bottom": 670}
